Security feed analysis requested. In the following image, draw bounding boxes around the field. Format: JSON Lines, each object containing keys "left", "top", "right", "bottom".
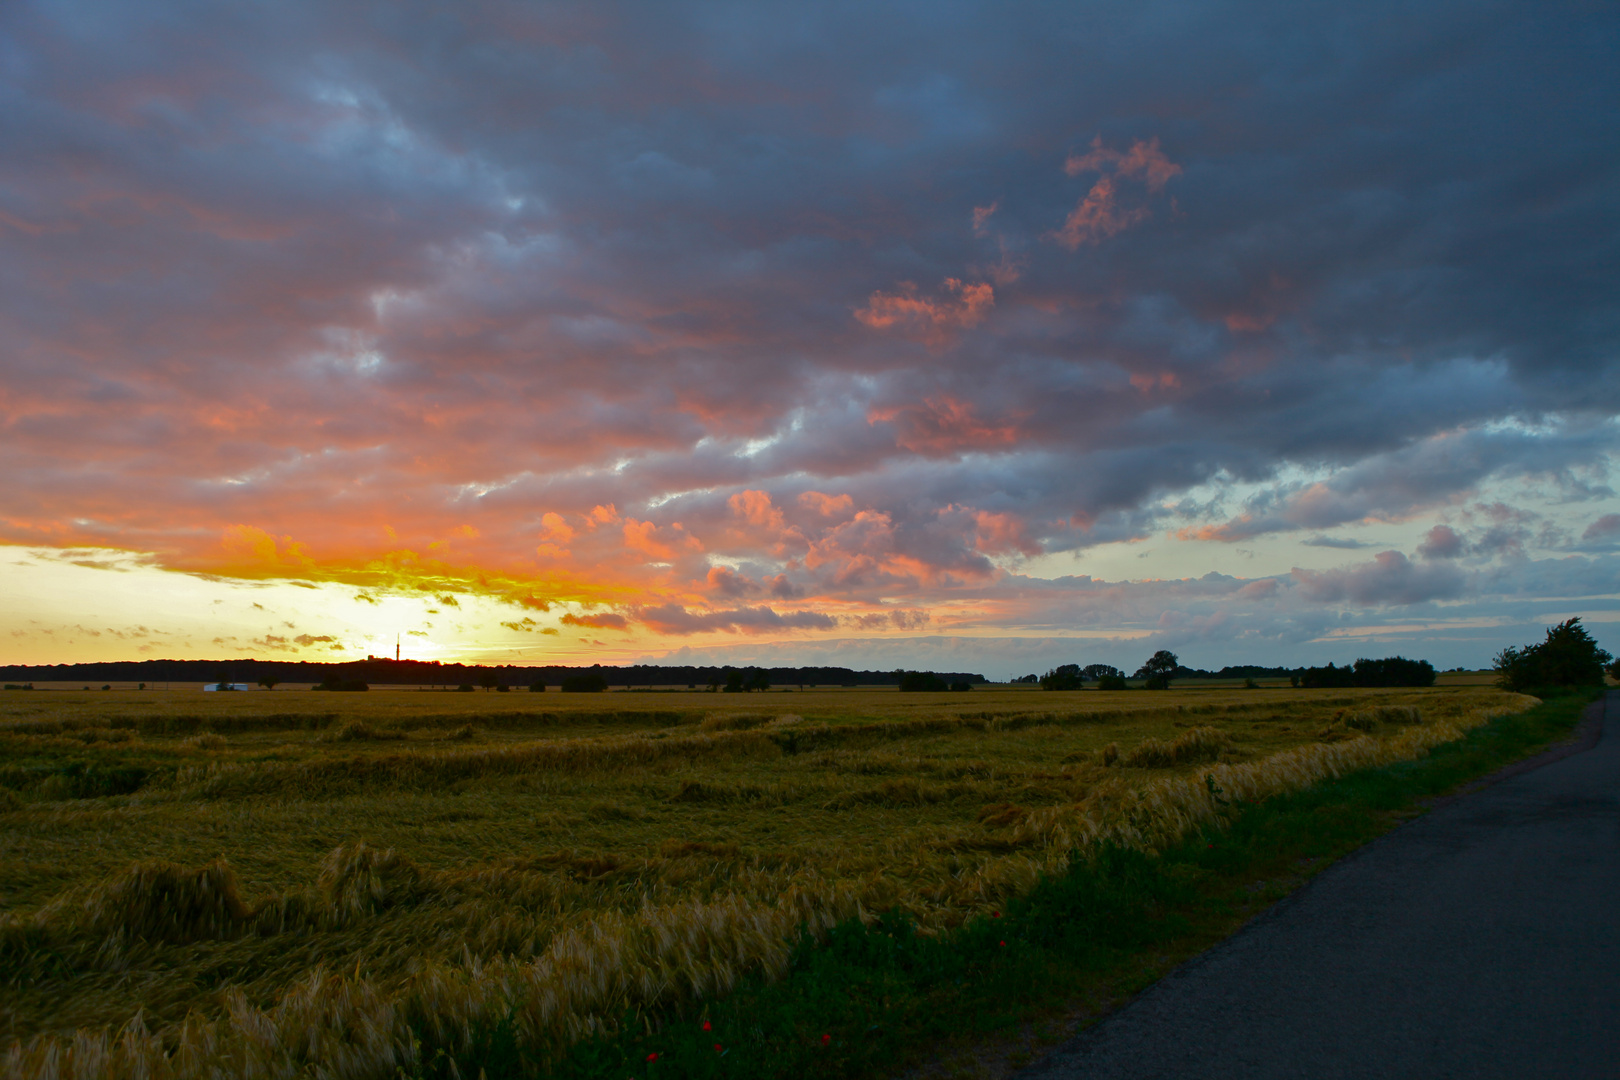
{"left": 0, "top": 683, "right": 1530, "bottom": 1077}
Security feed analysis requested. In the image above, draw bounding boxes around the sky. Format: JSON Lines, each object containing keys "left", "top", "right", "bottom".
{"left": 2, "top": 0, "right": 1618, "bottom": 678}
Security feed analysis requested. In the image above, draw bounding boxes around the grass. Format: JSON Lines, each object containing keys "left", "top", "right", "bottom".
{"left": 0, "top": 683, "right": 1554, "bottom": 1077}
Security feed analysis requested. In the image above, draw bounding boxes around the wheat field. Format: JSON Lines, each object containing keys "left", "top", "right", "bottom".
{"left": 0, "top": 683, "right": 1530, "bottom": 1079}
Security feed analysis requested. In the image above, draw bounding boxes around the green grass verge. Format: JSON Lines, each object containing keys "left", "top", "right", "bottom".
{"left": 436, "top": 690, "right": 1600, "bottom": 1080}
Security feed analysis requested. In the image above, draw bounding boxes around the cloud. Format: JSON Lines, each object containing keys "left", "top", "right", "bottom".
{"left": 0, "top": 1, "right": 1614, "bottom": 668}
{"left": 633, "top": 604, "right": 839, "bottom": 635}
{"left": 1582, "top": 514, "right": 1620, "bottom": 541}
{"left": 1055, "top": 137, "right": 1181, "bottom": 248}
{"left": 1290, "top": 551, "right": 1466, "bottom": 606}
{"left": 1417, "top": 525, "right": 1466, "bottom": 560}
{"left": 559, "top": 611, "right": 630, "bottom": 631}
{"left": 1302, "top": 536, "right": 1371, "bottom": 550}
{"left": 867, "top": 397, "right": 1023, "bottom": 455}
{"left": 855, "top": 278, "right": 995, "bottom": 342}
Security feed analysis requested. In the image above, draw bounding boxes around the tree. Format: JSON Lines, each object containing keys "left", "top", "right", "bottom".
{"left": 1134, "top": 650, "right": 1179, "bottom": 690}
{"left": 529, "top": 680, "right": 546, "bottom": 693}
{"left": 1082, "top": 664, "right": 1124, "bottom": 682}
{"left": 1039, "top": 664, "right": 1083, "bottom": 691}
{"left": 898, "top": 670, "right": 948, "bottom": 691}
{"left": 1494, "top": 618, "right": 1613, "bottom": 692}
{"left": 478, "top": 671, "right": 498, "bottom": 692}
{"left": 560, "top": 672, "right": 609, "bottom": 693}
{"left": 257, "top": 676, "right": 281, "bottom": 691}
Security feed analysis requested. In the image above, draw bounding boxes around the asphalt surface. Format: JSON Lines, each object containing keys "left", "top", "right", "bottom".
{"left": 1017, "top": 691, "right": 1620, "bottom": 1080}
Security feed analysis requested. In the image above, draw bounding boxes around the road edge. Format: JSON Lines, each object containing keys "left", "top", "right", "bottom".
{"left": 1006, "top": 690, "right": 1609, "bottom": 1080}
{"left": 1421, "top": 690, "right": 1606, "bottom": 811}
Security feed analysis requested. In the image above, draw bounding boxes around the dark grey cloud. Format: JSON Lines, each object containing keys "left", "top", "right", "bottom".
{"left": 1303, "top": 536, "right": 1372, "bottom": 550}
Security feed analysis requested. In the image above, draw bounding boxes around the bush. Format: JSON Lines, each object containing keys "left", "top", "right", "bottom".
{"left": 560, "top": 672, "right": 609, "bottom": 693}
{"left": 529, "top": 680, "right": 546, "bottom": 693}
{"left": 1096, "top": 674, "right": 1128, "bottom": 691}
{"left": 1494, "top": 617, "right": 1613, "bottom": 692}
{"left": 949, "top": 680, "right": 974, "bottom": 692}
{"left": 455, "top": 684, "right": 476, "bottom": 693}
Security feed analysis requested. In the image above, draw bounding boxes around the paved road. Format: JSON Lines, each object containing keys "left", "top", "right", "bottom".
{"left": 1018, "top": 691, "right": 1620, "bottom": 1080}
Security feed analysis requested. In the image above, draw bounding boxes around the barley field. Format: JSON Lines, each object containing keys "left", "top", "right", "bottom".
{"left": 0, "top": 683, "right": 1530, "bottom": 1078}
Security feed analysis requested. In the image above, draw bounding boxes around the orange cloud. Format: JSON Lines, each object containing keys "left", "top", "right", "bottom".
{"left": 623, "top": 518, "right": 701, "bottom": 560}
{"left": 855, "top": 278, "right": 994, "bottom": 343}
{"left": 1056, "top": 136, "right": 1181, "bottom": 249}
{"left": 728, "top": 489, "right": 784, "bottom": 531}
{"left": 971, "top": 509, "right": 1042, "bottom": 557}
{"left": 869, "top": 396, "right": 1024, "bottom": 454}
{"left": 219, "top": 525, "right": 314, "bottom": 571}
{"left": 798, "top": 491, "right": 854, "bottom": 518}
{"left": 539, "top": 512, "right": 575, "bottom": 543}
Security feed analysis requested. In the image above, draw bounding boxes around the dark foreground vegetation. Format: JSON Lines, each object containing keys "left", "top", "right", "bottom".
{"left": 440, "top": 690, "right": 1597, "bottom": 1080}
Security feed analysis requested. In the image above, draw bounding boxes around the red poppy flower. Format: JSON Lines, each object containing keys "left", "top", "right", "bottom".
{"left": 646, "top": 1052, "right": 659, "bottom": 1062}
{"left": 992, "top": 911, "right": 1001, "bottom": 918}
{"left": 714, "top": 1043, "right": 723, "bottom": 1052}
{"left": 999, "top": 940, "right": 1006, "bottom": 946}
{"left": 822, "top": 1034, "right": 832, "bottom": 1045}
{"left": 702, "top": 1021, "right": 711, "bottom": 1031}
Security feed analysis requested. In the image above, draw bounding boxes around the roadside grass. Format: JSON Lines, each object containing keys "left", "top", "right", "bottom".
{"left": 487, "top": 689, "right": 1599, "bottom": 1080}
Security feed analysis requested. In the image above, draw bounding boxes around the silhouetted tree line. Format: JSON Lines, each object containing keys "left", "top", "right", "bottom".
{"left": 895, "top": 670, "right": 975, "bottom": 692}
{"left": 0, "top": 658, "right": 984, "bottom": 689}
{"left": 1010, "top": 652, "right": 1440, "bottom": 691}
{"left": 1292, "top": 657, "right": 1436, "bottom": 688}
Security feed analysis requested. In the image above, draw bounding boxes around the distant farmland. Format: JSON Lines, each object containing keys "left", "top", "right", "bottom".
{"left": 0, "top": 684, "right": 1530, "bottom": 1076}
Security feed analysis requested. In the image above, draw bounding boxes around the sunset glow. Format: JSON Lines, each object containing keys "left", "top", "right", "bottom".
{"left": 2, "top": 2, "right": 1617, "bottom": 675}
